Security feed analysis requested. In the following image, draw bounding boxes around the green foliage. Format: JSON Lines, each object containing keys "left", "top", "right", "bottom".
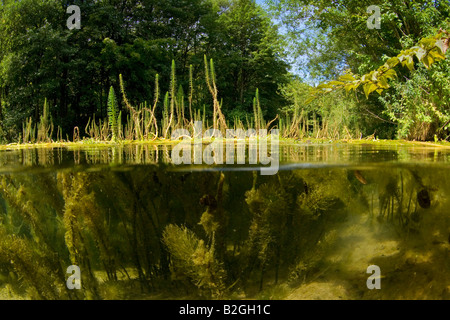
{"left": 379, "top": 59, "right": 450, "bottom": 140}
{"left": 300, "top": 29, "right": 450, "bottom": 140}
{"left": 278, "top": 79, "right": 362, "bottom": 139}
{"left": 307, "top": 31, "right": 450, "bottom": 103}
{"left": 107, "top": 87, "right": 119, "bottom": 141}
{"left": 245, "top": 183, "right": 290, "bottom": 261}
{"left": 162, "top": 224, "right": 226, "bottom": 298}
{"left": 0, "top": 0, "right": 289, "bottom": 142}
{"left": 20, "top": 98, "right": 56, "bottom": 143}
{"left": 214, "top": 0, "right": 290, "bottom": 118}
{"left": 204, "top": 56, "right": 227, "bottom": 133}
{"left": 253, "top": 89, "right": 265, "bottom": 131}
{"left": 269, "top": 0, "right": 450, "bottom": 139}
{"left": 269, "top": 0, "right": 450, "bottom": 79}
{"left": 0, "top": 229, "right": 68, "bottom": 299}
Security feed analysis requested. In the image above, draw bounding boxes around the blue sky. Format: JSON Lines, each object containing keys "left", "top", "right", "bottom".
{"left": 253, "top": 0, "right": 312, "bottom": 80}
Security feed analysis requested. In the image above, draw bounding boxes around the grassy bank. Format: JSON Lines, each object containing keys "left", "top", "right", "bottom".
{"left": 3, "top": 137, "right": 450, "bottom": 152}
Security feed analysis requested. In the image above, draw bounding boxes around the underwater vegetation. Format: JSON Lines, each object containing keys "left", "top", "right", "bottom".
{"left": 0, "top": 162, "right": 448, "bottom": 300}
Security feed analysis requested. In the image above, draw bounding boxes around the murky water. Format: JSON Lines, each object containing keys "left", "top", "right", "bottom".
{"left": 0, "top": 142, "right": 449, "bottom": 300}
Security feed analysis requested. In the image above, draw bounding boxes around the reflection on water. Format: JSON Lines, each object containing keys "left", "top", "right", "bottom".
{"left": 0, "top": 143, "right": 449, "bottom": 299}
{"left": 2, "top": 142, "right": 450, "bottom": 172}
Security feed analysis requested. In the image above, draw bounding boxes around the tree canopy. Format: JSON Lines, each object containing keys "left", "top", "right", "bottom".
{"left": 0, "top": 0, "right": 290, "bottom": 141}
{"left": 269, "top": 0, "right": 450, "bottom": 140}
{"left": 268, "top": 0, "right": 450, "bottom": 79}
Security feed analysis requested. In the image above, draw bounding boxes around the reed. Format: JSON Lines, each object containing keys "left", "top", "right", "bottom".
{"left": 21, "top": 99, "right": 59, "bottom": 144}
{"left": 16, "top": 59, "right": 361, "bottom": 145}
{"left": 204, "top": 55, "right": 227, "bottom": 134}
{"left": 107, "top": 86, "right": 119, "bottom": 141}
{"left": 37, "top": 98, "right": 53, "bottom": 143}
{"left": 188, "top": 65, "right": 194, "bottom": 125}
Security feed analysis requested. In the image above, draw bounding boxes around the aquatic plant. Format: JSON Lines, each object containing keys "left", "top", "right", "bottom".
{"left": 85, "top": 115, "right": 109, "bottom": 141}
{"left": 107, "top": 87, "right": 120, "bottom": 141}
{"left": 164, "top": 60, "right": 177, "bottom": 139}
{"left": 288, "top": 229, "right": 338, "bottom": 286}
{"left": 204, "top": 56, "right": 227, "bottom": 133}
{"left": 162, "top": 224, "right": 226, "bottom": 298}
{"left": 120, "top": 74, "right": 142, "bottom": 140}
{"left": 21, "top": 99, "right": 58, "bottom": 143}
{"left": 0, "top": 173, "right": 79, "bottom": 299}
{"left": 253, "top": 89, "right": 264, "bottom": 131}
{"left": 0, "top": 228, "right": 70, "bottom": 299}
{"left": 188, "top": 65, "right": 194, "bottom": 125}
{"left": 59, "top": 172, "right": 122, "bottom": 298}
{"left": 243, "top": 177, "right": 293, "bottom": 290}
{"left": 11, "top": 57, "right": 369, "bottom": 145}
{"left": 363, "top": 169, "right": 436, "bottom": 234}
{"left": 199, "top": 173, "right": 227, "bottom": 256}
{"left": 37, "top": 98, "right": 53, "bottom": 143}
{"left": 295, "top": 170, "right": 349, "bottom": 219}
{"left": 149, "top": 74, "right": 160, "bottom": 140}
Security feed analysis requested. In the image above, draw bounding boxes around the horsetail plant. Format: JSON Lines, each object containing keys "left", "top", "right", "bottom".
{"left": 107, "top": 86, "right": 120, "bottom": 141}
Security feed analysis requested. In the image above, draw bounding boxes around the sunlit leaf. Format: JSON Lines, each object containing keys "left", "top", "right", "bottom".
{"left": 363, "top": 82, "right": 378, "bottom": 99}
{"left": 404, "top": 56, "right": 415, "bottom": 71}
{"left": 378, "top": 76, "right": 389, "bottom": 89}
{"left": 384, "top": 69, "right": 397, "bottom": 80}
{"left": 328, "top": 81, "right": 345, "bottom": 86}
{"left": 386, "top": 57, "right": 399, "bottom": 68}
{"left": 435, "top": 39, "right": 446, "bottom": 54}
{"left": 422, "top": 54, "right": 433, "bottom": 69}
{"left": 420, "top": 38, "right": 436, "bottom": 48}
{"left": 415, "top": 48, "right": 427, "bottom": 61}
{"left": 339, "top": 74, "right": 355, "bottom": 82}
{"left": 304, "top": 96, "right": 315, "bottom": 104}
{"left": 378, "top": 63, "right": 389, "bottom": 72}
{"left": 317, "top": 83, "right": 333, "bottom": 89}
{"left": 429, "top": 49, "right": 446, "bottom": 61}
{"left": 371, "top": 71, "right": 379, "bottom": 82}
{"left": 344, "top": 84, "right": 355, "bottom": 93}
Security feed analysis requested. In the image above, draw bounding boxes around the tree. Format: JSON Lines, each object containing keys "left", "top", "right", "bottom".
{"left": 0, "top": 0, "right": 290, "bottom": 142}
{"left": 0, "top": 0, "right": 74, "bottom": 139}
{"left": 268, "top": 0, "right": 450, "bottom": 79}
{"left": 268, "top": 0, "right": 450, "bottom": 139}
{"left": 210, "top": 0, "right": 290, "bottom": 120}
